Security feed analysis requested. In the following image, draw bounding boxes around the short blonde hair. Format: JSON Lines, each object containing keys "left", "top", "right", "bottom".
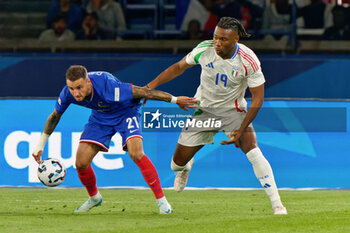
{"left": 66, "top": 65, "right": 88, "bottom": 81}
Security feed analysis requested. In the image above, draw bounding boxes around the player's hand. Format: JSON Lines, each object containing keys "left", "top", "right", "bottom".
{"left": 176, "top": 96, "right": 199, "bottom": 111}
{"left": 220, "top": 130, "right": 242, "bottom": 148}
{"left": 142, "top": 98, "right": 148, "bottom": 106}
{"left": 142, "top": 85, "right": 151, "bottom": 106}
{"left": 32, "top": 150, "right": 43, "bottom": 164}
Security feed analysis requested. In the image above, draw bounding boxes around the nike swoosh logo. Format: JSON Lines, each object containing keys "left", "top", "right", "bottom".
{"left": 130, "top": 129, "right": 138, "bottom": 133}
{"left": 150, "top": 180, "right": 156, "bottom": 185}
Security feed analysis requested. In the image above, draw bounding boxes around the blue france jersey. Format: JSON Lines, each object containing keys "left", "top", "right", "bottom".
{"left": 55, "top": 71, "right": 140, "bottom": 126}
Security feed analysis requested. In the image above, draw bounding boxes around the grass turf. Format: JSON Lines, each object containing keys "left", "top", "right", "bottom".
{"left": 0, "top": 188, "right": 349, "bottom": 233}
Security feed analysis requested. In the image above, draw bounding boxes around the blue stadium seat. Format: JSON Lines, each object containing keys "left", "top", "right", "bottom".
{"left": 120, "top": 0, "right": 158, "bottom": 39}
{"left": 0, "top": 0, "right": 52, "bottom": 12}
{"left": 0, "top": 0, "right": 50, "bottom": 38}
{"left": 155, "top": 0, "right": 182, "bottom": 39}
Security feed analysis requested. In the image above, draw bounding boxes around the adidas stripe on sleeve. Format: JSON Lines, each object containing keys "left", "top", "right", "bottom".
{"left": 186, "top": 40, "right": 214, "bottom": 65}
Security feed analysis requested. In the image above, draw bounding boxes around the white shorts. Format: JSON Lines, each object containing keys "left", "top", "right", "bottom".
{"left": 177, "top": 108, "right": 252, "bottom": 147}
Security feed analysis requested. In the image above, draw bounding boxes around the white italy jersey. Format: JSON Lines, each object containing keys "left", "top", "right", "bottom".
{"left": 186, "top": 40, "right": 265, "bottom": 110}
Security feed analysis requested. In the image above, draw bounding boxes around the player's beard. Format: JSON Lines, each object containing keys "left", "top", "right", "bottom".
{"left": 73, "top": 94, "right": 86, "bottom": 102}
{"left": 215, "top": 48, "right": 228, "bottom": 59}
{"left": 84, "top": 93, "right": 91, "bottom": 101}
{"left": 74, "top": 96, "right": 84, "bottom": 101}
{"left": 215, "top": 48, "right": 223, "bottom": 56}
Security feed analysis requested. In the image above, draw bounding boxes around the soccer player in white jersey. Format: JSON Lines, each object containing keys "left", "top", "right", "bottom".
{"left": 145, "top": 17, "right": 287, "bottom": 215}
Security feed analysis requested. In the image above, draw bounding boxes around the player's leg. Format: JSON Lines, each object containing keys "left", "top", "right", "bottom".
{"left": 172, "top": 143, "right": 203, "bottom": 192}
{"left": 75, "top": 122, "right": 114, "bottom": 213}
{"left": 239, "top": 127, "right": 287, "bottom": 215}
{"left": 74, "top": 142, "right": 103, "bottom": 213}
{"left": 126, "top": 137, "right": 172, "bottom": 214}
{"left": 172, "top": 143, "right": 203, "bottom": 166}
{"left": 173, "top": 111, "right": 218, "bottom": 192}
{"left": 120, "top": 111, "right": 172, "bottom": 213}
{"left": 172, "top": 111, "right": 218, "bottom": 191}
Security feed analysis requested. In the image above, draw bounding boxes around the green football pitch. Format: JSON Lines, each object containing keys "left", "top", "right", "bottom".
{"left": 0, "top": 188, "right": 349, "bottom": 233}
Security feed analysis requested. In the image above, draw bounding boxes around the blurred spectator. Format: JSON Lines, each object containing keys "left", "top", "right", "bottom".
{"left": 177, "top": 0, "right": 218, "bottom": 33}
{"left": 76, "top": 12, "right": 115, "bottom": 40}
{"left": 322, "top": 5, "right": 350, "bottom": 40}
{"left": 262, "top": 0, "right": 292, "bottom": 40}
{"left": 203, "top": 0, "right": 241, "bottom": 19}
{"left": 262, "top": 0, "right": 292, "bottom": 30}
{"left": 85, "top": 0, "right": 126, "bottom": 36}
{"left": 185, "top": 19, "right": 213, "bottom": 40}
{"left": 47, "top": 0, "right": 83, "bottom": 33}
{"left": 186, "top": 19, "right": 203, "bottom": 40}
{"left": 297, "top": 0, "right": 332, "bottom": 29}
{"left": 39, "top": 14, "right": 75, "bottom": 42}
{"left": 203, "top": 0, "right": 263, "bottom": 30}
{"left": 239, "top": 0, "right": 263, "bottom": 30}
{"left": 71, "top": 0, "right": 83, "bottom": 4}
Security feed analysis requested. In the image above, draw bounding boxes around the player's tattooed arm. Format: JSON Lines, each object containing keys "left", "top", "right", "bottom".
{"left": 132, "top": 85, "right": 172, "bottom": 102}
{"left": 132, "top": 85, "right": 199, "bottom": 110}
{"left": 32, "top": 109, "right": 63, "bottom": 163}
{"left": 43, "top": 109, "right": 62, "bottom": 135}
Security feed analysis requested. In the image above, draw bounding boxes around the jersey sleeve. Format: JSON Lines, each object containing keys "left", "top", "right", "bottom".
{"left": 243, "top": 50, "right": 265, "bottom": 88}
{"left": 247, "top": 70, "right": 265, "bottom": 88}
{"left": 54, "top": 86, "right": 71, "bottom": 114}
{"left": 185, "top": 40, "right": 213, "bottom": 65}
{"left": 104, "top": 77, "right": 134, "bottom": 103}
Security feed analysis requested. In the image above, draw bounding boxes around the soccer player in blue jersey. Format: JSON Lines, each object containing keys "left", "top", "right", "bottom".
{"left": 32, "top": 65, "right": 198, "bottom": 214}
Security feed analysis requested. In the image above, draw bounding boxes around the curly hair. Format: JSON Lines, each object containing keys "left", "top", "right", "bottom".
{"left": 217, "top": 17, "right": 251, "bottom": 39}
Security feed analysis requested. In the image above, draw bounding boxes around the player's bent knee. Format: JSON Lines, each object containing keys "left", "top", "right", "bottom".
{"left": 75, "top": 161, "right": 90, "bottom": 170}
{"left": 129, "top": 151, "right": 144, "bottom": 162}
{"left": 240, "top": 137, "right": 258, "bottom": 154}
{"left": 242, "top": 144, "right": 258, "bottom": 154}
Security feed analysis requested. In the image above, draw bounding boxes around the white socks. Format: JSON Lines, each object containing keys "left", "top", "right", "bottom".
{"left": 171, "top": 158, "right": 193, "bottom": 171}
{"left": 246, "top": 147, "right": 282, "bottom": 208}
{"left": 156, "top": 196, "right": 166, "bottom": 203}
{"left": 170, "top": 150, "right": 282, "bottom": 208}
{"left": 91, "top": 192, "right": 101, "bottom": 200}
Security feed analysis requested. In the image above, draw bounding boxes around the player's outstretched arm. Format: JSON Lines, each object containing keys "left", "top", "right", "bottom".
{"left": 146, "top": 57, "right": 194, "bottom": 90}
{"left": 32, "top": 109, "right": 62, "bottom": 164}
{"left": 143, "top": 57, "right": 193, "bottom": 106}
{"left": 132, "top": 85, "right": 198, "bottom": 110}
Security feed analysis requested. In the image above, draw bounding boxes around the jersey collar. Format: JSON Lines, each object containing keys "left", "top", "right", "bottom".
{"left": 230, "top": 43, "right": 239, "bottom": 60}
{"left": 89, "top": 82, "right": 94, "bottom": 102}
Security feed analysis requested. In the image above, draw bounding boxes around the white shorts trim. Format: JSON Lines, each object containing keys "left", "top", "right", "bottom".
{"left": 80, "top": 140, "right": 108, "bottom": 152}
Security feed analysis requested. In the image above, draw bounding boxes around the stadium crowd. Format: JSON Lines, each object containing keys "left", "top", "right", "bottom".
{"left": 0, "top": 0, "right": 349, "bottom": 44}
{"left": 35, "top": 0, "right": 350, "bottom": 42}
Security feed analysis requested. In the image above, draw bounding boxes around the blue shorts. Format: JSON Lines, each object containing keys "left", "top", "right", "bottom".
{"left": 80, "top": 113, "right": 142, "bottom": 152}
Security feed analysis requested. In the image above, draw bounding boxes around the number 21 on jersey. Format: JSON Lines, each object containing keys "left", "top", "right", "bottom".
{"left": 215, "top": 73, "right": 228, "bottom": 87}
{"left": 126, "top": 116, "right": 139, "bottom": 130}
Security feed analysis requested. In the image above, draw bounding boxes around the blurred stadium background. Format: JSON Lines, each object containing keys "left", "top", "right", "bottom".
{"left": 0, "top": 0, "right": 349, "bottom": 189}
